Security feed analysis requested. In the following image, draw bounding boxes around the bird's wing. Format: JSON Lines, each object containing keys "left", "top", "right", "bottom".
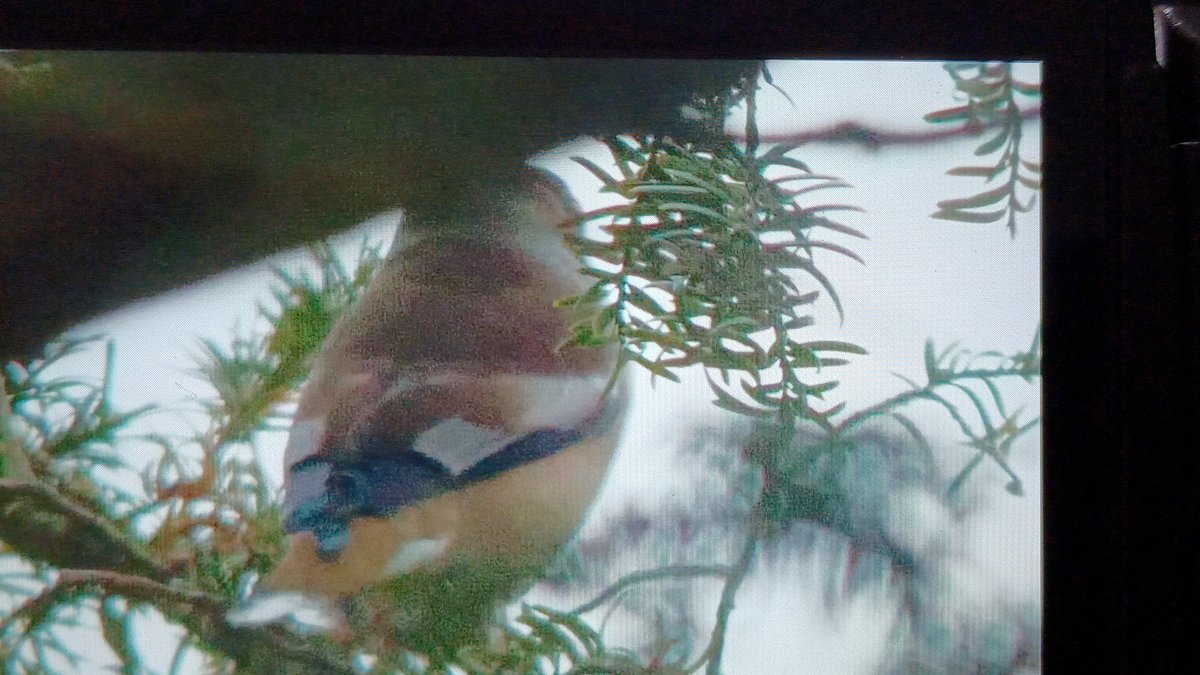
{"left": 280, "top": 371, "right": 619, "bottom": 562}
{"left": 264, "top": 168, "right": 623, "bottom": 601}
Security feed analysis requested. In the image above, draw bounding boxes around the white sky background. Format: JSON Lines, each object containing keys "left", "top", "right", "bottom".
{"left": 23, "top": 60, "right": 1042, "bottom": 674}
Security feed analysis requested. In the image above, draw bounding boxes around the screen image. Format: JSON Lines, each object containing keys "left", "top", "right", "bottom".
{"left": 0, "top": 53, "right": 1042, "bottom": 674}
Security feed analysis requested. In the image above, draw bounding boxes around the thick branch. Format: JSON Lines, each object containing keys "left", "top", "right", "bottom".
{"left": 0, "top": 563, "right": 355, "bottom": 675}
{"left": 0, "top": 480, "right": 360, "bottom": 673}
{"left": 0, "top": 478, "right": 169, "bottom": 578}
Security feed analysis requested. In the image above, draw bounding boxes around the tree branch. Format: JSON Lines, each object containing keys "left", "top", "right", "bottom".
{"left": 0, "top": 562, "right": 356, "bottom": 675}
{"left": 55, "top": 568, "right": 224, "bottom": 610}
{"left": 572, "top": 564, "right": 734, "bottom": 615}
{"left": 686, "top": 534, "right": 759, "bottom": 675}
{"left": 734, "top": 105, "right": 1042, "bottom": 149}
{"left": 0, "top": 478, "right": 169, "bottom": 579}
{"left": 1, "top": 379, "right": 36, "bottom": 481}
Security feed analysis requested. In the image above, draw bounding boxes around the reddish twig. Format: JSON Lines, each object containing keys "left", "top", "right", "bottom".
{"left": 733, "top": 105, "right": 1042, "bottom": 149}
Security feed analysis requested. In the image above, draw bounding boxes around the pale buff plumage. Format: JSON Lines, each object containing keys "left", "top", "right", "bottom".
{"left": 258, "top": 169, "right": 623, "bottom": 653}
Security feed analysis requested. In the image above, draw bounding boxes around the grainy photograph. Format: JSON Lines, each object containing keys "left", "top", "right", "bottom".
{"left": 0, "top": 53, "right": 1041, "bottom": 674}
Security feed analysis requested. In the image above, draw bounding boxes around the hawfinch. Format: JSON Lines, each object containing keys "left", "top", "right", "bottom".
{"left": 256, "top": 168, "right": 624, "bottom": 656}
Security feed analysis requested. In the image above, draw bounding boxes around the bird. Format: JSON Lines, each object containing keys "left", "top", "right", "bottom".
{"left": 242, "top": 167, "right": 626, "bottom": 658}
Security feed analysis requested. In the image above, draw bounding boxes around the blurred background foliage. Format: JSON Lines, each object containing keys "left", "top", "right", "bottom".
{"left": 0, "top": 51, "right": 755, "bottom": 361}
